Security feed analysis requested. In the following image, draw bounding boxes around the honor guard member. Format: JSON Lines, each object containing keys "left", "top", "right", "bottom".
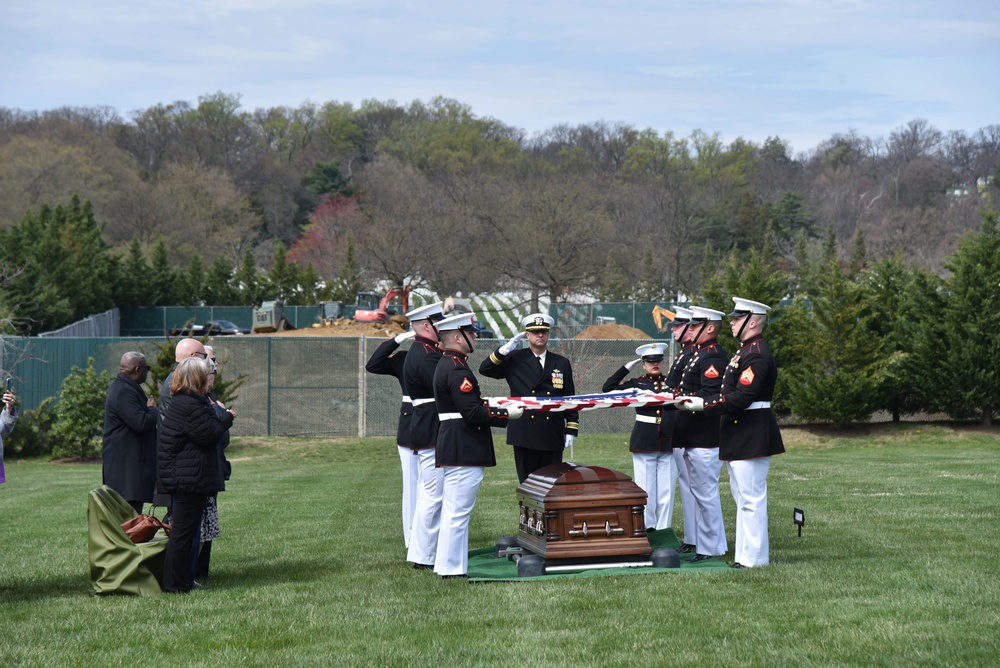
{"left": 480, "top": 313, "right": 579, "bottom": 483}
{"left": 602, "top": 342, "right": 676, "bottom": 532}
{"left": 680, "top": 297, "right": 785, "bottom": 568}
{"left": 432, "top": 312, "right": 523, "bottom": 578}
{"left": 365, "top": 328, "right": 417, "bottom": 548}
{"left": 402, "top": 301, "right": 446, "bottom": 570}
{"left": 665, "top": 307, "right": 699, "bottom": 553}
{"left": 672, "top": 306, "right": 729, "bottom": 562}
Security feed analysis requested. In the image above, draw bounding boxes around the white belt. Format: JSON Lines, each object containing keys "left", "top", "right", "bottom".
{"left": 438, "top": 413, "right": 462, "bottom": 421}
{"left": 401, "top": 395, "right": 412, "bottom": 404}
{"left": 635, "top": 415, "right": 660, "bottom": 424}
{"left": 747, "top": 401, "right": 771, "bottom": 410}
{"left": 411, "top": 397, "right": 435, "bottom": 406}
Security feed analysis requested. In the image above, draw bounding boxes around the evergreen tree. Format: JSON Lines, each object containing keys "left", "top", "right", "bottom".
{"left": 119, "top": 238, "right": 153, "bottom": 308}
{"left": 177, "top": 253, "right": 207, "bottom": 305}
{"left": 896, "top": 267, "right": 948, "bottom": 417}
{"left": 204, "top": 255, "right": 238, "bottom": 305}
{"left": 51, "top": 358, "right": 112, "bottom": 460}
{"left": 0, "top": 197, "right": 118, "bottom": 333}
{"left": 783, "top": 253, "right": 884, "bottom": 427}
{"left": 266, "top": 242, "right": 301, "bottom": 304}
{"left": 330, "top": 236, "right": 362, "bottom": 303}
{"left": 862, "top": 256, "right": 916, "bottom": 421}
{"left": 235, "top": 247, "right": 264, "bottom": 306}
{"left": 149, "top": 240, "right": 177, "bottom": 306}
{"left": 939, "top": 210, "right": 1000, "bottom": 425}
{"left": 598, "top": 252, "right": 630, "bottom": 302}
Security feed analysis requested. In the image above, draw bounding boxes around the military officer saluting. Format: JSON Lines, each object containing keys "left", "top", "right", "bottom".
{"left": 403, "top": 301, "right": 447, "bottom": 570}
{"left": 680, "top": 297, "right": 785, "bottom": 568}
{"left": 602, "top": 342, "right": 676, "bottom": 532}
{"left": 480, "top": 313, "right": 579, "bottom": 483}
{"left": 432, "top": 312, "right": 522, "bottom": 578}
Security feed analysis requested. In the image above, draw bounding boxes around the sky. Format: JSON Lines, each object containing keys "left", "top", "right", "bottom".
{"left": 2, "top": 0, "right": 998, "bottom": 154}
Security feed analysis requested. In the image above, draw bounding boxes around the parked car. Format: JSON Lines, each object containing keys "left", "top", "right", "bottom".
{"left": 171, "top": 319, "right": 250, "bottom": 336}
{"left": 471, "top": 320, "right": 494, "bottom": 338}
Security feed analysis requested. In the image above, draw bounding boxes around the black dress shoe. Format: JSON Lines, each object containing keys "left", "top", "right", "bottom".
{"left": 688, "top": 554, "right": 713, "bottom": 563}
{"left": 677, "top": 543, "right": 696, "bottom": 553}
{"left": 440, "top": 574, "right": 467, "bottom": 580}
{"left": 412, "top": 562, "right": 434, "bottom": 570}
{"left": 731, "top": 562, "right": 745, "bottom": 569}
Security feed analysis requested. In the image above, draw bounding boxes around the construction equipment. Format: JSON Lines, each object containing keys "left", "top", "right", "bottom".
{"left": 252, "top": 301, "right": 295, "bottom": 333}
{"left": 355, "top": 286, "right": 410, "bottom": 323}
{"left": 315, "top": 286, "right": 411, "bottom": 327}
{"left": 651, "top": 305, "right": 677, "bottom": 333}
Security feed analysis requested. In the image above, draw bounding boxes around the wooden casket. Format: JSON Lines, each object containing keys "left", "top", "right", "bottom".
{"left": 516, "top": 462, "right": 650, "bottom": 559}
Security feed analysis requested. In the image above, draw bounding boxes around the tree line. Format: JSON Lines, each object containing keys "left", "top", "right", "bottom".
{"left": 1, "top": 93, "right": 998, "bottom": 307}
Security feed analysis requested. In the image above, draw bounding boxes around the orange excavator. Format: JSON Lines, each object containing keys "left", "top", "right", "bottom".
{"left": 354, "top": 286, "right": 411, "bottom": 323}
{"left": 651, "top": 305, "right": 677, "bottom": 333}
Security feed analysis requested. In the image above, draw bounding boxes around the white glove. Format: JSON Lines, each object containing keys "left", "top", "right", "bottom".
{"left": 625, "top": 358, "right": 643, "bottom": 370}
{"left": 498, "top": 331, "right": 526, "bottom": 355}
{"left": 564, "top": 434, "right": 575, "bottom": 449}
{"left": 680, "top": 397, "right": 704, "bottom": 412}
{"left": 394, "top": 330, "right": 416, "bottom": 344}
{"left": 506, "top": 404, "right": 524, "bottom": 420}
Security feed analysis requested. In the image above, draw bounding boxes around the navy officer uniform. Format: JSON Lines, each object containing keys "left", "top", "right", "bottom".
{"left": 672, "top": 306, "right": 729, "bottom": 562}
{"left": 479, "top": 313, "right": 579, "bottom": 483}
{"left": 680, "top": 297, "right": 785, "bottom": 568}
{"left": 365, "top": 329, "right": 417, "bottom": 548}
{"left": 402, "top": 301, "right": 446, "bottom": 569}
{"left": 602, "top": 342, "right": 676, "bottom": 532}
{"left": 432, "top": 312, "right": 521, "bottom": 577}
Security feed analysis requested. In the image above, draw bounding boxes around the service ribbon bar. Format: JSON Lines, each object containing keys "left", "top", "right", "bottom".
{"left": 486, "top": 389, "right": 679, "bottom": 413}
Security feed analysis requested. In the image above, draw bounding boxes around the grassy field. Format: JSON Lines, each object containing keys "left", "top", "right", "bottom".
{"left": 1, "top": 424, "right": 998, "bottom": 667}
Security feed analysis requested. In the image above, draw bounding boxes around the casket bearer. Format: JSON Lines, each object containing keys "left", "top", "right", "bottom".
{"left": 601, "top": 342, "right": 676, "bottom": 532}
{"left": 665, "top": 307, "right": 698, "bottom": 553}
{"left": 432, "top": 311, "right": 523, "bottom": 578}
{"left": 403, "top": 301, "right": 446, "bottom": 569}
{"left": 680, "top": 297, "right": 785, "bottom": 568}
{"left": 672, "top": 305, "right": 729, "bottom": 562}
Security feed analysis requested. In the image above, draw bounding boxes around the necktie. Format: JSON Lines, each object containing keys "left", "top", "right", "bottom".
{"left": 537, "top": 356, "right": 544, "bottom": 369}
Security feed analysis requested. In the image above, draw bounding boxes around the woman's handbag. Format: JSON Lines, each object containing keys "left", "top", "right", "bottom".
{"left": 121, "top": 513, "right": 171, "bottom": 543}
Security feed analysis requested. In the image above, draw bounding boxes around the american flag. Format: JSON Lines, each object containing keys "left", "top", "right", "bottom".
{"left": 486, "top": 388, "right": 679, "bottom": 413}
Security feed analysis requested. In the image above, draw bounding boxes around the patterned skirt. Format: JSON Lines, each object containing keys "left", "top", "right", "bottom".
{"left": 199, "top": 495, "right": 221, "bottom": 541}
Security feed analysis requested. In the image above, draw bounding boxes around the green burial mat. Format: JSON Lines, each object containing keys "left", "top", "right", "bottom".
{"left": 466, "top": 529, "right": 732, "bottom": 582}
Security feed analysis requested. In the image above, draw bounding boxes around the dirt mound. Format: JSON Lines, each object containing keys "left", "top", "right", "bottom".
{"left": 575, "top": 323, "right": 650, "bottom": 339}
{"left": 262, "top": 319, "right": 406, "bottom": 337}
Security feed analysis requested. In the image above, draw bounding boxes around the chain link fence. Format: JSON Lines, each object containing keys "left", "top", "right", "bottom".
{"left": 3, "top": 336, "right": 675, "bottom": 438}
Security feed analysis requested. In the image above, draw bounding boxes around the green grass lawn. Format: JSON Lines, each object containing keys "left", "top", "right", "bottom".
{"left": 1, "top": 424, "right": 999, "bottom": 667}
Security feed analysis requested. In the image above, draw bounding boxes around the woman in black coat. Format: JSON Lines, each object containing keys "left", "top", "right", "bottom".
{"left": 157, "top": 357, "right": 235, "bottom": 593}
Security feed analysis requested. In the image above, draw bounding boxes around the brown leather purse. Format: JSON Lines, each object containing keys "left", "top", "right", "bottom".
{"left": 121, "top": 514, "right": 171, "bottom": 543}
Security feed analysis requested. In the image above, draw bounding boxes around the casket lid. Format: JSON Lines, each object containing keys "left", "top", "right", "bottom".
{"left": 517, "top": 462, "right": 645, "bottom": 504}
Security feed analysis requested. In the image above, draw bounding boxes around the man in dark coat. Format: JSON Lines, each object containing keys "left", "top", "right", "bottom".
{"left": 102, "top": 351, "right": 158, "bottom": 513}
{"left": 479, "top": 313, "right": 579, "bottom": 483}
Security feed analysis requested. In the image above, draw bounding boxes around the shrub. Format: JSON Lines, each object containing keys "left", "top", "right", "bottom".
{"left": 51, "top": 358, "right": 111, "bottom": 460}
{"left": 4, "top": 396, "right": 57, "bottom": 457}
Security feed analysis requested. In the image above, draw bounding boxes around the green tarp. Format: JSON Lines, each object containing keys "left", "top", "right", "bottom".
{"left": 87, "top": 485, "right": 167, "bottom": 596}
{"left": 467, "top": 529, "right": 731, "bottom": 582}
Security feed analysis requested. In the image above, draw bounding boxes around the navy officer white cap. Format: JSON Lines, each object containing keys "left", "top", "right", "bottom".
{"left": 405, "top": 301, "right": 444, "bottom": 322}
{"left": 635, "top": 342, "right": 669, "bottom": 360}
{"left": 436, "top": 312, "right": 476, "bottom": 331}
{"left": 728, "top": 297, "right": 772, "bottom": 316}
{"left": 522, "top": 313, "right": 554, "bottom": 331}
{"left": 672, "top": 306, "right": 694, "bottom": 323}
{"left": 690, "top": 306, "right": 726, "bottom": 321}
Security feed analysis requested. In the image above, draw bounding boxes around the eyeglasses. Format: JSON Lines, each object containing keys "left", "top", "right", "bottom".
{"left": 210, "top": 357, "right": 217, "bottom": 363}
{"left": 136, "top": 365, "right": 151, "bottom": 370}
{"left": 192, "top": 352, "right": 208, "bottom": 359}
